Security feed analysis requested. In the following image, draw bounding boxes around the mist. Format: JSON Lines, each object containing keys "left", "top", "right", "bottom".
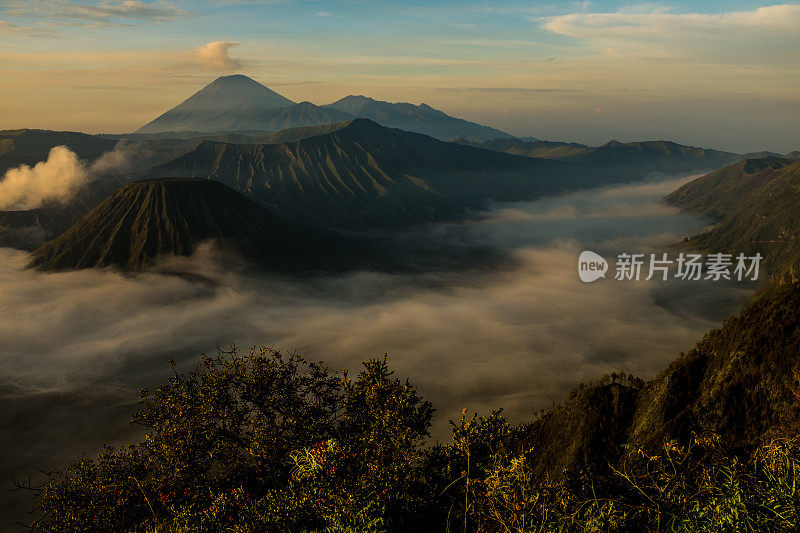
{"left": 0, "top": 142, "right": 161, "bottom": 212}
{"left": 0, "top": 174, "right": 756, "bottom": 523}
{"left": 0, "top": 146, "right": 88, "bottom": 210}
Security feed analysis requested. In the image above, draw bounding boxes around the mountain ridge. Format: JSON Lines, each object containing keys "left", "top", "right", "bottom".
{"left": 28, "top": 178, "right": 360, "bottom": 272}
{"left": 137, "top": 75, "right": 299, "bottom": 133}
{"left": 148, "top": 118, "right": 575, "bottom": 227}
{"left": 135, "top": 75, "right": 515, "bottom": 141}
{"left": 324, "top": 94, "right": 513, "bottom": 141}
{"left": 667, "top": 156, "right": 800, "bottom": 285}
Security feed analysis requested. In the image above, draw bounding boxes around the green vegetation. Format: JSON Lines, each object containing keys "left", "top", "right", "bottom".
{"left": 20, "top": 307, "right": 800, "bottom": 532}
{"left": 667, "top": 157, "right": 800, "bottom": 286}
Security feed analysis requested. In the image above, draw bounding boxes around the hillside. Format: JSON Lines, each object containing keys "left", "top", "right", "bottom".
{"left": 325, "top": 95, "right": 512, "bottom": 141}
{"left": 150, "top": 118, "right": 573, "bottom": 227}
{"left": 629, "top": 280, "right": 800, "bottom": 448}
{"left": 29, "top": 179, "right": 360, "bottom": 272}
{"left": 515, "top": 278, "right": 800, "bottom": 479}
{"left": 458, "top": 137, "right": 593, "bottom": 159}
{"left": 26, "top": 277, "right": 800, "bottom": 531}
{"left": 110, "top": 122, "right": 352, "bottom": 145}
{"left": 0, "top": 129, "right": 116, "bottom": 174}
{"left": 667, "top": 157, "right": 800, "bottom": 284}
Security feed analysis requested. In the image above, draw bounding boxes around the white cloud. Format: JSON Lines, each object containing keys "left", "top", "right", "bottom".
{"left": 0, "top": 146, "right": 88, "bottom": 211}
{"left": 196, "top": 41, "right": 244, "bottom": 71}
{"left": 544, "top": 4, "right": 800, "bottom": 39}
{"left": 0, "top": 20, "right": 49, "bottom": 35}
{"left": 3, "top": 0, "right": 185, "bottom": 25}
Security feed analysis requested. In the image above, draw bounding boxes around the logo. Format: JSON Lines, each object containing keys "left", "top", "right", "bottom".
{"left": 578, "top": 250, "right": 608, "bottom": 282}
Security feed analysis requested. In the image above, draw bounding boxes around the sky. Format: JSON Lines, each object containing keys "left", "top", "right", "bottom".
{"left": 0, "top": 0, "right": 798, "bottom": 152}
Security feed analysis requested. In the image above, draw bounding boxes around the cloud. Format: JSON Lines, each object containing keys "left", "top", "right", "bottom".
{"left": 0, "top": 146, "right": 89, "bottom": 210}
{"left": 0, "top": 142, "right": 160, "bottom": 211}
{"left": 0, "top": 20, "right": 50, "bottom": 35}
{"left": 440, "top": 39, "right": 552, "bottom": 47}
{"left": 196, "top": 41, "right": 244, "bottom": 71}
{"left": 0, "top": 174, "right": 751, "bottom": 423}
{"left": 0, "top": 174, "right": 759, "bottom": 520}
{"left": 436, "top": 87, "right": 580, "bottom": 96}
{"left": 543, "top": 4, "right": 800, "bottom": 41}
{"left": 3, "top": 0, "right": 186, "bottom": 26}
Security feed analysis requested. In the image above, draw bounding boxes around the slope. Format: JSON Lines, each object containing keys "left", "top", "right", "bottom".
{"left": 458, "top": 137, "right": 593, "bottom": 159}
{"left": 29, "top": 178, "right": 359, "bottom": 272}
{"left": 517, "top": 279, "right": 800, "bottom": 479}
{"left": 136, "top": 75, "right": 298, "bottom": 133}
{"left": 667, "top": 157, "right": 800, "bottom": 284}
{"left": 150, "top": 119, "right": 572, "bottom": 227}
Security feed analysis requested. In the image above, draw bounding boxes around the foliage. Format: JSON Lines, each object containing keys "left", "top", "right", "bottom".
{"left": 20, "top": 348, "right": 800, "bottom": 532}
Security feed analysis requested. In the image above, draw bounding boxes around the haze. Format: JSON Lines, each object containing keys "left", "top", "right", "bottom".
{"left": 1, "top": 1, "right": 799, "bottom": 153}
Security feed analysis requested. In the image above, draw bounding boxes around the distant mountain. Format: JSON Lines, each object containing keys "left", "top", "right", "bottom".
{"left": 135, "top": 76, "right": 517, "bottom": 141}
{"left": 324, "top": 95, "right": 513, "bottom": 142}
{"left": 457, "top": 138, "right": 593, "bottom": 159}
{"left": 785, "top": 150, "right": 800, "bottom": 160}
{"left": 136, "top": 75, "right": 298, "bottom": 134}
{"left": 0, "top": 129, "right": 116, "bottom": 175}
{"left": 559, "top": 140, "right": 740, "bottom": 172}
{"left": 29, "top": 179, "right": 360, "bottom": 272}
{"left": 462, "top": 137, "right": 741, "bottom": 176}
{"left": 667, "top": 156, "right": 800, "bottom": 285}
{"left": 250, "top": 101, "right": 354, "bottom": 131}
{"left": 149, "top": 119, "right": 577, "bottom": 227}
{"left": 741, "top": 150, "right": 784, "bottom": 159}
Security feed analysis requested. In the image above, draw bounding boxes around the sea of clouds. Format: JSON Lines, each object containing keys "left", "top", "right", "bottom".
{"left": 0, "top": 174, "right": 756, "bottom": 522}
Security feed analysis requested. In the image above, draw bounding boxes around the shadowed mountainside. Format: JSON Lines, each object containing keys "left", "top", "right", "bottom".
{"left": 667, "top": 157, "right": 800, "bottom": 285}
{"left": 457, "top": 137, "right": 593, "bottom": 159}
{"left": 150, "top": 118, "right": 573, "bottom": 227}
{"left": 29, "top": 179, "right": 361, "bottom": 272}
{"left": 516, "top": 279, "right": 800, "bottom": 479}
{"left": 0, "top": 129, "right": 116, "bottom": 175}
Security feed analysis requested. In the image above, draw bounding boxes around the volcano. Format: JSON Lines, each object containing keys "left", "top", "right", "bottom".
{"left": 136, "top": 75, "right": 297, "bottom": 134}
{"left": 29, "top": 178, "right": 358, "bottom": 272}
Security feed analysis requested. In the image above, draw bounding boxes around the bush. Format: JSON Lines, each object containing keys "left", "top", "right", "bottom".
{"left": 21, "top": 348, "right": 800, "bottom": 532}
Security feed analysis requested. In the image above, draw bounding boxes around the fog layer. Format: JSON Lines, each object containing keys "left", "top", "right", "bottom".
{"left": 0, "top": 174, "right": 755, "bottom": 524}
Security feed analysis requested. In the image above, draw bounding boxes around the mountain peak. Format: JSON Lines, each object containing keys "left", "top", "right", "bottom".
{"left": 213, "top": 74, "right": 254, "bottom": 81}
{"left": 29, "top": 178, "right": 355, "bottom": 272}
{"left": 136, "top": 75, "right": 296, "bottom": 134}
{"left": 324, "top": 95, "right": 513, "bottom": 142}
